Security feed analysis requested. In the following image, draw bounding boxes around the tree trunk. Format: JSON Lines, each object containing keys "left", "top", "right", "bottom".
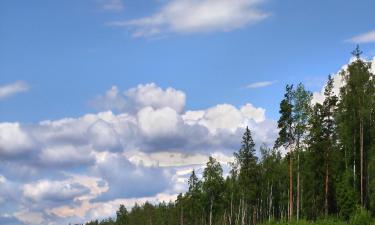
{"left": 253, "top": 207, "right": 257, "bottom": 225}
{"left": 289, "top": 149, "right": 293, "bottom": 221}
{"left": 230, "top": 192, "right": 233, "bottom": 225}
{"left": 360, "top": 119, "right": 364, "bottom": 206}
{"left": 236, "top": 198, "right": 241, "bottom": 225}
{"left": 269, "top": 183, "right": 273, "bottom": 222}
{"left": 209, "top": 196, "right": 213, "bottom": 225}
{"left": 224, "top": 210, "right": 227, "bottom": 225}
{"left": 353, "top": 132, "right": 356, "bottom": 189}
{"left": 241, "top": 201, "right": 246, "bottom": 225}
{"left": 297, "top": 149, "right": 300, "bottom": 221}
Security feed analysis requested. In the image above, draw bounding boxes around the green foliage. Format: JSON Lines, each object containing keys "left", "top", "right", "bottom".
{"left": 350, "top": 207, "right": 373, "bottom": 225}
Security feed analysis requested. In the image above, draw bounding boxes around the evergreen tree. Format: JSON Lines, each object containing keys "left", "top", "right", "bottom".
{"left": 116, "top": 205, "right": 129, "bottom": 225}
{"left": 322, "top": 75, "right": 339, "bottom": 216}
{"left": 275, "top": 85, "right": 295, "bottom": 221}
{"left": 233, "top": 127, "right": 259, "bottom": 224}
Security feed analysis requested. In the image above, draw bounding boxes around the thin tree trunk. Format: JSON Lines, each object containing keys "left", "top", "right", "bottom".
{"left": 236, "top": 198, "right": 241, "bottom": 225}
{"left": 209, "top": 196, "right": 213, "bottom": 225}
{"left": 224, "top": 210, "right": 227, "bottom": 225}
{"left": 253, "top": 207, "right": 257, "bottom": 225}
{"left": 354, "top": 132, "right": 356, "bottom": 189}
{"left": 360, "top": 119, "right": 364, "bottom": 206}
{"left": 297, "top": 147, "right": 300, "bottom": 221}
{"left": 241, "top": 201, "right": 246, "bottom": 225}
{"left": 269, "top": 183, "right": 273, "bottom": 222}
{"left": 230, "top": 192, "right": 233, "bottom": 225}
{"left": 289, "top": 149, "right": 293, "bottom": 221}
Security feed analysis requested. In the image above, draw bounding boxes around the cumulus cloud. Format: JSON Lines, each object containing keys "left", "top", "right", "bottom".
{"left": 0, "top": 83, "right": 277, "bottom": 225}
{"left": 107, "top": 0, "right": 269, "bottom": 37}
{"left": 39, "top": 145, "right": 96, "bottom": 168}
{"left": 87, "top": 119, "right": 122, "bottom": 152}
{"left": 91, "top": 83, "right": 186, "bottom": 113}
{"left": 346, "top": 29, "right": 375, "bottom": 43}
{"left": 182, "top": 103, "right": 266, "bottom": 133}
{"left": 246, "top": 80, "right": 277, "bottom": 89}
{"left": 0, "top": 81, "right": 29, "bottom": 100}
{"left": 92, "top": 152, "right": 171, "bottom": 201}
{"left": 0, "top": 123, "right": 35, "bottom": 158}
{"left": 138, "top": 106, "right": 180, "bottom": 138}
{"left": 23, "top": 179, "right": 90, "bottom": 203}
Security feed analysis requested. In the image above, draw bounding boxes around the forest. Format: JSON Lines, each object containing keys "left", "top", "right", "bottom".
{"left": 80, "top": 47, "right": 375, "bottom": 225}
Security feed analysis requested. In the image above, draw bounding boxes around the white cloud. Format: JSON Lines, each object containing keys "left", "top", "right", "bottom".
{"left": 347, "top": 29, "right": 375, "bottom": 43}
{"left": 126, "top": 83, "right": 186, "bottom": 113}
{"left": 138, "top": 106, "right": 180, "bottom": 138}
{"left": 39, "top": 145, "right": 96, "bottom": 168}
{"left": 22, "top": 179, "right": 89, "bottom": 202}
{"left": 91, "top": 83, "right": 186, "bottom": 113}
{"left": 246, "top": 80, "right": 277, "bottom": 89}
{"left": 0, "top": 81, "right": 29, "bottom": 99}
{"left": 183, "top": 103, "right": 266, "bottom": 134}
{"left": 240, "top": 103, "right": 265, "bottom": 122}
{"left": 91, "top": 86, "right": 127, "bottom": 111}
{"left": 87, "top": 119, "right": 122, "bottom": 151}
{"left": 0, "top": 123, "right": 35, "bottom": 158}
{"left": 107, "top": 0, "right": 269, "bottom": 37}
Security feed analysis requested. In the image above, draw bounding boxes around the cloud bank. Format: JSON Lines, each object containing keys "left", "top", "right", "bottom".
{"left": 0, "top": 83, "right": 277, "bottom": 225}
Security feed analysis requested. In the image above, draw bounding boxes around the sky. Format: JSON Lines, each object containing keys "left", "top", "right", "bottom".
{"left": 1, "top": 0, "right": 375, "bottom": 224}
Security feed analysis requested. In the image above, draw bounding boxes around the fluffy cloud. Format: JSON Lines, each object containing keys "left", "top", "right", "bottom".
{"left": 39, "top": 145, "right": 96, "bottom": 168}
{"left": 92, "top": 152, "right": 171, "bottom": 200}
{"left": 23, "top": 179, "right": 90, "bottom": 203}
{"left": 183, "top": 103, "right": 266, "bottom": 133}
{"left": 0, "top": 83, "right": 277, "bottom": 225}
{"left": 107, "top": 0, "right": 269, "bottom": 37}
{"left": 92, "top": 83, "right": 186, "bottom": 113}
{"left": 127, "top": 83, "right": 186, "bottom": 113}
{"left": 87, "top": 119, "right": 122, "bottom": 152}
{"left": 0, "top": 81, "right": 29, "bottom": 100}
{"left": 138, "top": 106, "right": 180, "bottom": 138}
{"left": 0, "top": 123, "right": 35, "bottom": 158}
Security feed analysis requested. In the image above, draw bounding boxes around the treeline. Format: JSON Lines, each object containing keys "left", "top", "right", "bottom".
{"left": 81, "top": 47, "right": 375, "bottom": 225}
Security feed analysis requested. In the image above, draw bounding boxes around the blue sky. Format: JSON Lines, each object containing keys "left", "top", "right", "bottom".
{"left": 1, "top": 0, "right": 375, "bottom": 224}
{"left": 1, "top": 0, "right": 375, "bottom": 123}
